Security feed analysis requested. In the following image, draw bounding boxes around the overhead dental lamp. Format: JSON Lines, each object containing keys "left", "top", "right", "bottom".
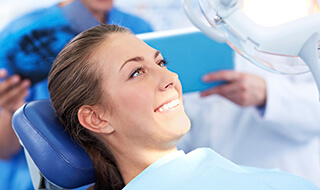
{"left": 183, "top": 0, "right": 320, "bottom": 97}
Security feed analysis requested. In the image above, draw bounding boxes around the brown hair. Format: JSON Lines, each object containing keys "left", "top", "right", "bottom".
{"left": 48, "top": 24, "right": 131, "bottom": 190}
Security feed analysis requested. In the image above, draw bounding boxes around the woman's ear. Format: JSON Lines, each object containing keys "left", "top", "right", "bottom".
{"left": 78, "top": 105, "right": 114, "bottom": 134}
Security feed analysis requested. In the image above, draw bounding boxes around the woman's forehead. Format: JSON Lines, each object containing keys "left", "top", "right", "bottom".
{"left": 93, "top": 33, "right": 154, "bottom": 78}
{"left": 98, "top": 33, "right": 155, "bottom": 64}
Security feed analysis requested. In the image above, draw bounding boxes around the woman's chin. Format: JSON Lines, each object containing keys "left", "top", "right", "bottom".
{"left": 172, "top": 114, "right": 191, "bottom": 137}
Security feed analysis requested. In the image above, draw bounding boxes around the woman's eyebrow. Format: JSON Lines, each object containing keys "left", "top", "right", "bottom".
{"left": 154, "top": 50, "right": 160, "bottom": 59}
{"left": 120, "top": 56, "right": 144, "bottom": 71}
{"left": 119, "top": 51, "right": 161, "bottom": 71}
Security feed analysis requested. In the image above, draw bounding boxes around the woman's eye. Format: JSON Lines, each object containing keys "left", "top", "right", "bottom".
{"left": 158, "top": 59, "right": 168, "bottom": 67}
{"left": 130, "top": 67, "right": 145, "bottom": 78}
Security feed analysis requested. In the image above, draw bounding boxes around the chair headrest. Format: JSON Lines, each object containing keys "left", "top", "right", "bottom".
{"left": 12, "top": 99, "right": 95, "bottom": 189}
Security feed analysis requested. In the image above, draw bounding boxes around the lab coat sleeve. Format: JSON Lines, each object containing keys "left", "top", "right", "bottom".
{"left": 235, "top": 53, "right": 320, "bottom": 143}
{"left": 261, "top": 73, "right": 320, "bottom": 143}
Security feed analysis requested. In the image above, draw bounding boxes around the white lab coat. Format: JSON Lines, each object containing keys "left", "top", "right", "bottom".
{"left": 178, "top": 54, "right": 320, "bottom": 187}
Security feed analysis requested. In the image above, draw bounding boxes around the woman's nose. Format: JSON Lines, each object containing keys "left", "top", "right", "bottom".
{"left": 157, "top": 68, "right": 179, "bottom": 91}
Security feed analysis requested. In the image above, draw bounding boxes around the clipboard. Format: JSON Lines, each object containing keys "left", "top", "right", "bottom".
{"left": 138, "top": 28, "right": 234, "bottom": 93}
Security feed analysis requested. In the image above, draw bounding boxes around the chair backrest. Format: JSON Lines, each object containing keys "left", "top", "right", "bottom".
{"left": 12, "top": 99, "right": 94, "bottom": 189}
{"left": 12, "top": 28, "right": 234, "bottom": 189}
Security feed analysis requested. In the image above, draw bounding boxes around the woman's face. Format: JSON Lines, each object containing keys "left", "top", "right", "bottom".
{"left": 96, "top": 33, "right": 191, "bottom": 150}
{"left": 80, "top": 0, "right": 113, "bottom": 13}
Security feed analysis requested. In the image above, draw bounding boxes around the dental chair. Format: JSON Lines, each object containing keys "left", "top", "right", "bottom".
{"left": 12, "top": 28, "right": 234, "bottom": 189}
{"left": 12, "top": 99, "right": 94, "bottom": 190}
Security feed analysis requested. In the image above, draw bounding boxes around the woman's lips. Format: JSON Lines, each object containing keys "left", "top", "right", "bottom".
{"left": 155, "top": 98, "right": 180, "bottom": 112}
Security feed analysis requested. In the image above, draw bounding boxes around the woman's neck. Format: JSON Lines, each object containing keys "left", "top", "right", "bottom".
{"left": 114, "top": 147, "right": 178, "bottom": 185}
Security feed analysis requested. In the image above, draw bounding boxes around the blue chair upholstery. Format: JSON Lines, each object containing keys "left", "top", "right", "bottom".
{"left": 12, "top": 28, "right": 234, "bottom": 189}
{"left": 12, "top": 100, "right": 94, "bottom": 189}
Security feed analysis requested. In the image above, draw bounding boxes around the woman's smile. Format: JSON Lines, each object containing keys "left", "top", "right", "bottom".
{"left": 155, "top": 98, "right": 180, "bottom": 113}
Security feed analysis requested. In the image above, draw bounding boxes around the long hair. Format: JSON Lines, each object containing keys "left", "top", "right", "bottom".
{"left": 48, "top": 24, "right": 131, "bottom": 190}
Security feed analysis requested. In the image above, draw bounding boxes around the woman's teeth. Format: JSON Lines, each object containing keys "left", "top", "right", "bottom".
{"left": 158, "top": 99, "right": 180, "bottom": 112}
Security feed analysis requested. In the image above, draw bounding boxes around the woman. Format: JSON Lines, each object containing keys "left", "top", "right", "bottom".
{"left": 48, "top": 24, "right": 319, "bottom": 190}
{"left": 0, "top": 0, "right": 152, "bottom": 158}
{"left": 0, "top": 1, "right": 152, "bottom": 189}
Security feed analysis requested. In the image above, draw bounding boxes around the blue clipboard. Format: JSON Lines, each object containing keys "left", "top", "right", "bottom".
{"left": 138, "top": 28, "right": 234, "bottom": 93}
